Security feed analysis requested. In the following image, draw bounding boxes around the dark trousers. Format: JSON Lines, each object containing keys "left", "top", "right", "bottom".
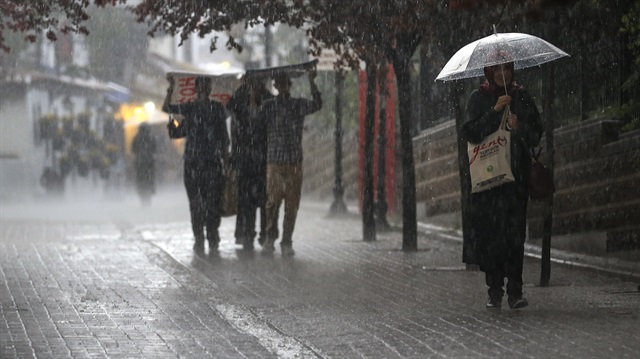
{"left": 235, "top": 167, "right": 266, "bottom": 243}
{"left": 485, "top": 241, "right": 525, "bottom": 300}
{"left": 184, "top": 159, "right": 224, "bottom": 243}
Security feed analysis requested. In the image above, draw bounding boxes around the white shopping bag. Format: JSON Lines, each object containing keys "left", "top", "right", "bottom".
{"left": 468, "top": 109, "right": 514, "bottom": 193}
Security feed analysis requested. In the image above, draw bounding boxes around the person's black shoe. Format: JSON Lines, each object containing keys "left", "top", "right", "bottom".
{"left": 209, "top": 240, "right": 219, "bottom": 251}
{"left": 281, "top": 244, "right": 295, "bottom": 256}
{"left": 262, "top": 238, "right": 275, "bottom": 252}
{"left": 207, "top": 232, "right": 220, "bottom": 251}
{"left": 193, "top": 239, "right": 205, "bottom": 254}
{"left": 486, "top": 296, "right": 502, "bottom": 309}
{"left": 243, "top": 236, "right": 254, "bottom": 251}
{"left": 508, "top": 297, "right": 528, "bottom": 310}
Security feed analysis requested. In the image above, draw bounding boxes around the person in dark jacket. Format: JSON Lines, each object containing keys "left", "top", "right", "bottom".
{"left": 227, "top": 76, "right": 273, "bottom": 250}
{"left": 260, "top": 71, "right": 322, "bottom": 256}
{"left": 163, "top": 76, "right": 229, "bottom": 253}
{"left": 131, "top": 123, "right": 157, "bottom": 206}
{"left": 463, "top": 58, "right": 544, "bottom": 310}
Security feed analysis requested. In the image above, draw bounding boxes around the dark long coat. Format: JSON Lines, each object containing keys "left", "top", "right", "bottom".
{"left": 226, "top": 83, "right": 273, "bottom": 241}
{"left": 462, "top": 87, "right": 544, "bottom": 272}
{"left": 227, "top": 84, "right": 273, "bottom": 173}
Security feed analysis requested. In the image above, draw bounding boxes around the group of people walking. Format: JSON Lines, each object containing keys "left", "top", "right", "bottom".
{"left": 162, "top": 70, "right": 322, "bottom": 256}
{"left": 159, "top": 55, "right": 541, "bottom": 310}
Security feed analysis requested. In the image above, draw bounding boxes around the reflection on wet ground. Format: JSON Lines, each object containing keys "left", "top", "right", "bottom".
{"left": 2, "top": 185, "right": 639, "bottom": 358}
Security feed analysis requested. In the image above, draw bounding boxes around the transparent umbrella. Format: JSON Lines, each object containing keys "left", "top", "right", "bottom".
{"left": 435, "top": 30, "right": 569, "bottom": 82}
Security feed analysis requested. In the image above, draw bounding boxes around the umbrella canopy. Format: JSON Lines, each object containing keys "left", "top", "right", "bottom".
{"left": 435, "top": 32, "right": 569, "bottom": 81}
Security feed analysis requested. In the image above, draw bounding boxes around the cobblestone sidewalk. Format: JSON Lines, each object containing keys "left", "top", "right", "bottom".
{"left": 1, "top": 193, "right": 639, "bottom": 358}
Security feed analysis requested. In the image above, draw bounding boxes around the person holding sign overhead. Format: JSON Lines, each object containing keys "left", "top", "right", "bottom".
{"left": 163, "top": 76, "right": 229, "bottom": 253}
{"left": 260, "top": 69, "right": 323, "bottom": 256}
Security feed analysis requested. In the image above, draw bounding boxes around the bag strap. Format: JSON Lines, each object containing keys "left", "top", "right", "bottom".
{"left": 533, "top": 146, "right": 543, "bottom": 160}
{"left": 520, "top": 137, "right": 543, "bottom": 162}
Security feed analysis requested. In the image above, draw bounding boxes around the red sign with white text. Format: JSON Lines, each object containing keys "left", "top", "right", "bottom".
{"left": 166, "top": 72, "right": 240, "bottom": 106}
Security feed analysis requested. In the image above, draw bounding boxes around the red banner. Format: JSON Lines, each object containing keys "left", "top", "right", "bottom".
{"left": 358, "top": 65, "right": 397, "bottom": 215}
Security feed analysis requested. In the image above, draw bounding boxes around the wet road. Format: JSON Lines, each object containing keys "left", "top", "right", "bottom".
{"left": 1, "top": 187, "right": 639, "bottom": 358}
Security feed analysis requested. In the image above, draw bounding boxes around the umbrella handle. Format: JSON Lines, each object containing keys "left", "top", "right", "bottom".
{"left": 500, "top": 63, "right": 508, "bottom": 95}
{"left": 500, "top": 104, "right": 510, "bottom": 130}
{"left": 493, "top": 24, "right": 509, "bottom": 95}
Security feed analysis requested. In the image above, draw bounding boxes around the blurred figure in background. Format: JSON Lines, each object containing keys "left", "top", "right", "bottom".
{"left": 131, "top": 123, "right": 157, "bottom": 206}
{"left": 227, "top": 76, "right": 273, "bottom": 251}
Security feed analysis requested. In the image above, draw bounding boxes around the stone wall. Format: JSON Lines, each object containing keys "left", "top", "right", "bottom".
{"left": 302, "top": 118, "right": 640, "bottom": 259}
{"left": 529, "top": 119, "right": 640, "bottom": 257}
{"left": 413, "top": 121, "right": 462, "bottom": 220}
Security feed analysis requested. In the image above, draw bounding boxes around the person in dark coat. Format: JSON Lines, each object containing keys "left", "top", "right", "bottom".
{"left": 463, "top": 58, "right": 544, "bottom": 310}
{"left": 163, "top": 76, "right": 230, "bottom": 253}
{"left": 227, "top": 76, "right": 273, "bottom": 251}
{"left": 131, "top": 123, "right": 157, "bottom": 206}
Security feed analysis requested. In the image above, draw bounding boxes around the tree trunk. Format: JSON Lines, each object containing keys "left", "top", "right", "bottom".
{"left": 329, "top": 71, "right": 347, "bottom": 215}
{"left": 376, "top": 66, "right": 390, "bottom": 230}
{"left": 264, "top": 25, "right": 273, "bottom": 67}
{"left": 391, "top": 41, "right": 418, "bottom": 251}
{"left": 363, "top": 61, "right": 377, "bottom": 242}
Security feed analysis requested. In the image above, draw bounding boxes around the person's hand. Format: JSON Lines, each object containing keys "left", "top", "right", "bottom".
{"left": 166, "top": 77, "right": 175, "bottom": 92}
{"left": 167, "top": 117, "right": 176, "bottom": 128}
{"left": 493, "top": 95, "right": 511, "bottom": 112}
{"left": 507, "top": 113, "right": 518, "bottom": 130}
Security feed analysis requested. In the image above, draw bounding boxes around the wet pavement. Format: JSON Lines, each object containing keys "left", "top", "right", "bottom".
{"left": 1, "top": 187, "right": 639, "bottom": 358}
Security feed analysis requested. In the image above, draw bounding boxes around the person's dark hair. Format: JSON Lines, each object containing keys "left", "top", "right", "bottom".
{"left": 483, "top": 49, "right": 512, "bottom": 78}
{"left": 196, "top": 76, "right": 212, "bottom": 88}
{"left": 245, "top": 76, "right": 262, "bottom": 88}
{"left": 480, "top": 50, "right": 521, "bottom": 96}
{"left": 480, "top": 62, "right": 522, "bottom": 96}
{"left": 273, "top": 73, "right": 291, "bottom": 86}
{"left": 483, "top": 62, "right": 515, "bottom": 84}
